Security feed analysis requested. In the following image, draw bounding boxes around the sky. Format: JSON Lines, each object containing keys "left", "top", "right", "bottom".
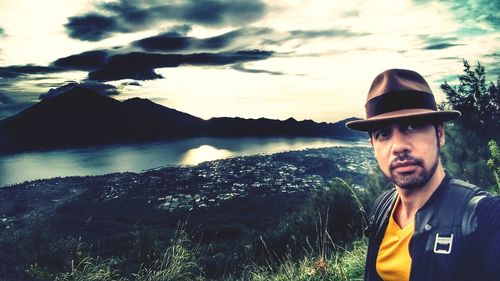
{"left": 0, "top": 0, "right": 498, "bottom": 123}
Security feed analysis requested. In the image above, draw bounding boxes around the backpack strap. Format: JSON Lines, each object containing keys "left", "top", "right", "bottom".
{"left": 449, "top": 179, "right": 491, "bottom": 236}
{"left": 366, "top": 188, "right": 397, "bottom": 238}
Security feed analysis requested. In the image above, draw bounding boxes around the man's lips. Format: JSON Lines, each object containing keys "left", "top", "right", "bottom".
{"left": 391, "top": 161, "right": 420, "bottom": 172}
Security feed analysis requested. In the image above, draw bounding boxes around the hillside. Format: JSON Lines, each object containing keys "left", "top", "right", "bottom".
{"left": 0, "top": 146, "right": 374, "bottom": 280}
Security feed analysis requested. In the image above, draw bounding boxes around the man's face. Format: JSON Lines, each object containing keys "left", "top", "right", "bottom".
{"left": 370, "top": 121, "right": 444, "bottom": 189}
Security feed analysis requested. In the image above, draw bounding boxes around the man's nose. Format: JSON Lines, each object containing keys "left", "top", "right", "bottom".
{"left": 391, "top": 128, "right": 411, "bottom": 155}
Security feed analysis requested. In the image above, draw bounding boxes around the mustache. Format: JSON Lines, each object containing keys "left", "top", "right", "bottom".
{"left": 390, "top": 153, "right": 424, "bottom": 170}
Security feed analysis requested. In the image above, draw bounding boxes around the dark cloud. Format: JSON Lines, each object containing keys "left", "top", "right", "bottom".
{"left": 181, "top": 0, "right": 266, "bottom": 26}
{"left": 133, "top": 27, "right": 273, "bottom": 52}
{"left": 87, "top": 50, "right": 273, "bottom": 81}
{"left": 0, "top": 90, "right": 44, "bottom": 121}
{"left": 0, "top": 65, "right": 60, "bottom": 79}
{"left": 0, "top": 102, "right": 33, "bottom": 121}
{"left": 424, "top": 43, "right": 462, "bottom": 50}
{"left": 65, "top": 13, "right": 123, "bottom": 41}
{"left": 39, "top": 81, "right": 119, "bottom": 100}
{"left": 0, "top": 93, "right": 13, "bottom": 105}
{"left": 288, "top": 29, "right": 368, "bottom": 39}
{"left": 488, "top": 66, "right": 500, "bottom": 77}
{"left": 52, "top": 50, "right": 109, "bottom": 70}
{"left": 134, "top": 34, "right": 194, "bottom": 52}
{"left": 133, "top": 26, "right": 365, "bottom": 54}
{"left": 123, "top": 81, "right": 141, "bottom": 86}
{"left": 167, "top": 24, "right": 193, "bottom": 36}
{"left": 437, "top": 56, "right": 462, "bottom": 61}
{"left": 485, "top": 53, "right": 500, "bottom": 59}
{"left": 231, "top": 63, "right": 285, "bottom": 75}
{"left": 65, "top": 0, "right": 267, "bottom": 41}
{"left": 0, "top": 27, "right": 5, "bottom": 37}
{"left": 89, "top": 67, "right": 163, "bottom": 82}
{"left": 419, "top": 35, "right": 462, "bottom": 50}
{"left": 451, "top": 0, "right": 499, "bottom": 29}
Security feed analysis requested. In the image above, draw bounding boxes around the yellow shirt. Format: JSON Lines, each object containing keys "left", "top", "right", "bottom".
{"left": 376, "top": 198, "right": 414, "bottom": 281}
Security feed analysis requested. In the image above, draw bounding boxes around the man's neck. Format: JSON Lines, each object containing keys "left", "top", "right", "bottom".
{"left": 394, "top": 166, "right": 446, "bottom": 228}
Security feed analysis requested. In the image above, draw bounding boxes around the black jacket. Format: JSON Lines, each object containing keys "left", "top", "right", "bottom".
{"left": 364, "top": 175, "right": 500, "bottom": 281}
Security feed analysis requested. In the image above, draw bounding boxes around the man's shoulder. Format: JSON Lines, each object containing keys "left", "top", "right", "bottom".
{"left": 446, "top": 178, "right": 496, "bottom": 235}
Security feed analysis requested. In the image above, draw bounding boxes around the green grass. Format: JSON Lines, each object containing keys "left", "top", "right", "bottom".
{"left": 245, "top": 238, "right": 366, "bottom": 281}
{"left": 132, "top": 227, "right": 204, "bottom": 281}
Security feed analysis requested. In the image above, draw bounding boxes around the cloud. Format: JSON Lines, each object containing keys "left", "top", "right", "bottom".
{"left": 0, "top": 102, "right": 32, "bottom": 120}
{"left": 89, "top": 67, "right": 163, "bottom": 82}
{"left": 0, "top": 64, "right": 60, "bottom": 79}
{"left": 132, "top": 27, "right": 364, "bottom": 54}
{"left": 133, "top": 27, "right": 273, "bottom": 52}
{"left": 5, "top": 30, "right": 275, "bottom": 83}
{"left": 65, "top": 0, "right": 267, "bottom": 41}
{"left": 0, "top": 93, "right": 13, "bottom": 105}
{"left": 65, "top": 13, "right": 124, "bottom": 41}
{"left": 0, "top": 27, "right": 5, "bottom": 37}
{"left": 450, "top": 0, "right": 500, "bottom": 29}
{"left": 39, "top": 81, "right": 119, "bottom": 100}
{"left": 231, "top": 63, "right": 286, "bottom": 75}
{"left": 288, "top": 28, "right": 369, "bottom": 39}
{"left": 122, "top": 81, "right": 142, "bottom": 86}
{"left": 414, "top": 0, "right": 500, "bottom": 29}
{"left": 166, "top": 24, "right": 193, "bottom": 36}
{"left": 52, "top": 50, "right": 109, "bottom": 70}
{"left": 424, "top": 43, "right": 462, "bottom": 50}
{"left": 179, "top": 0, "right": 266, "bottom": 26}
{"left": 88, "top": 50, "right": 273, "bottom": 81}
{"left": 419, "top": 35, "right": 463, "bottom": 50}
{"left": 488, "top": 66, "right": 500, "bottom": 77}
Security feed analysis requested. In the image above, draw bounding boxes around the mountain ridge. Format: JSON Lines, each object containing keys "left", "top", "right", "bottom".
{"left": 0, "top": 87, "right": 363, "bottom": 154}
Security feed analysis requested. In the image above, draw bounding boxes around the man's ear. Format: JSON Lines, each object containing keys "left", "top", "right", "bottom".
{"left": 437, "top": 124, "right": 445, "bottom": 146}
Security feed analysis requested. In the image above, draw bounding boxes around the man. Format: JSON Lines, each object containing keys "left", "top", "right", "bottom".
{"left": 346, "top": 69, "right": 500, "bottom": 281}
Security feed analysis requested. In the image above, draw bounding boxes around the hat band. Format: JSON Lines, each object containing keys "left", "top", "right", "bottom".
{"left": 365, "top": 91, "right": 437, "bottom": 118}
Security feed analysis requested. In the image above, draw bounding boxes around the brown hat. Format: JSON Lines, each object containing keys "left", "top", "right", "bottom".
{"left": 345, "top": 69, "right": 460, "bottom": 132}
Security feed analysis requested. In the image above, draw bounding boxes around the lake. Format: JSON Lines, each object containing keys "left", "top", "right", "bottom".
{"left": 0, "top": 137, "right": 368, "bottom": 187}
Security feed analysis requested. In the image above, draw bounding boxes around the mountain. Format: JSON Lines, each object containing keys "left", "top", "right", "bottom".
{"left": 0, "top": 87, "right": 363, "bottom": 154}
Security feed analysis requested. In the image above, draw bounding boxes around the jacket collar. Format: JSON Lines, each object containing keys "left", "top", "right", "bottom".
{"left": 414, "top": 173, "right": 452, "bottom": 233}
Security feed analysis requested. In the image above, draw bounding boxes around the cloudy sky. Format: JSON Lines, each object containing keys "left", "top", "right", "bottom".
{"left": 0, "top": 0, "right": 498, "bottom": 122}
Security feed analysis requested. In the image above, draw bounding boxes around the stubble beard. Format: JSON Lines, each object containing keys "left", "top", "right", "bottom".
{"left": 387, "top": 151, "right": 439, "bottom": 190}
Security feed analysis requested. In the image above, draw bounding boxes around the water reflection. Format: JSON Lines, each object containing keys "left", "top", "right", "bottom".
{"left": 181, "top": 145, "right": 234, "bottom": 165}
{"left": 0, "top": 137, "right": 368, "bottom": 187}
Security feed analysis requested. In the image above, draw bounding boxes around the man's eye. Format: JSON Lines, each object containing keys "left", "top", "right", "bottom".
{"left": 374, "top": 130, "right": 390, "bottom": 140}
{"left": 406, "top": 123, "right": 424, "bottom": 131}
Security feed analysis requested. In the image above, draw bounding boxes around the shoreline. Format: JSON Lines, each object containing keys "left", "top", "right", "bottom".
{"left": 0, "top": 138, "right": 363, "bottom": 188}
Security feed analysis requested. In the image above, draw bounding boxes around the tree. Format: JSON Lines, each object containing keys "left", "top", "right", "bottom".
{"left": 440, "top": 60, "right": 500, "bottom": 191}
{"left": 440, "top": 60, "right": 500, "bottom": 136}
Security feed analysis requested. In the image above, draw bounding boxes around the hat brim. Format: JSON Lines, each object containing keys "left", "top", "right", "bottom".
{"left": 345, "top": 109, "right": 461, "bottom": 132}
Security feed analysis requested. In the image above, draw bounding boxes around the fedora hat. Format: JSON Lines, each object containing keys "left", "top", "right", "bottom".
{"left": 346, "top": 69, "right": 461, "bottom": 132}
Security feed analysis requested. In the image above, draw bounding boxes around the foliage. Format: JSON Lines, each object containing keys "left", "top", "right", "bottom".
{"left": 440, "top": 60, "right": 500, "bottom": 136}
{"left": 440, "top": 123, "right": 495, "bottom": 188}
{"left": 257, "top": 178, "right": 371, "bottom": 266}
{"left": 132, "top": 224, "right": 159, "bottom": 266}
{"left": 52, "top": 257, "right": 122, "bottom": 281}
{"left": 487, "top": 140, "right": 500, "bottom": 195}
{"left": 440, "top": 60, "right": 500, "bottom": 191}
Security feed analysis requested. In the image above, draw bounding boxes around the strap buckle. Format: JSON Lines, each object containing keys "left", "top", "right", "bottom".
{"left": 433, "top": 233, "right": 453, "bottom": 254}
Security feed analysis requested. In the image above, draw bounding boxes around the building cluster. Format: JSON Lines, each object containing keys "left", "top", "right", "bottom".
{"left": 97, "top": 146, "right": 375, "bottom": 213}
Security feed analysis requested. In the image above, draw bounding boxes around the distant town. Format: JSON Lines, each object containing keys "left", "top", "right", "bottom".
{"left": 100, "top": 146, "right": 376, "bottom": 213}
